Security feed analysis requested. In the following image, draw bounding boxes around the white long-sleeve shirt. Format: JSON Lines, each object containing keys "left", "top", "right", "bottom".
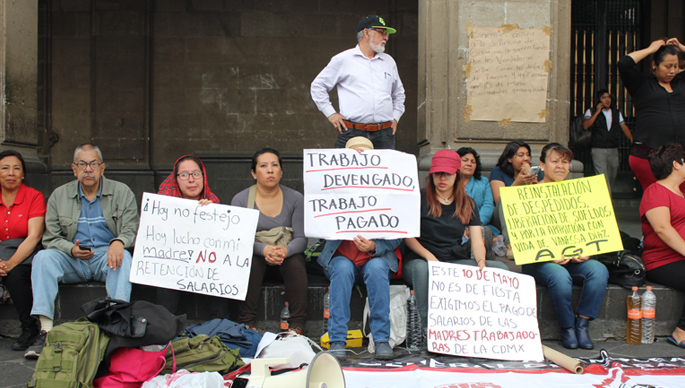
{"left": 310, "top": 45, "right": 406, "bottom": 124}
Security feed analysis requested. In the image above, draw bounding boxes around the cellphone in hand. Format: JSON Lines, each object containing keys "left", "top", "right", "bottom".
{"left": 79, "top": 245, "right": 92, "bottom": 251}
{"left": 528, "top": 166, "right": 541, "bottom": 175}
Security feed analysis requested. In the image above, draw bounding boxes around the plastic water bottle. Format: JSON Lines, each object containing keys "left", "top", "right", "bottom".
{"left": 626, "top": 286, "right": 642, "bottom": 345}
{"left": 492, "top": 235, "right": 507, "bottom": 257}
{"left": 641, "top": 286, "right": 656, "bottom": 344}
{"left": 322, "top": 286, "right": 330, "bottom": 335}
{"left": 406, "top": 290, "right": 422, "bottom": 351}
{"left": 280, "top": 302, "right": 290, "bottom": 331}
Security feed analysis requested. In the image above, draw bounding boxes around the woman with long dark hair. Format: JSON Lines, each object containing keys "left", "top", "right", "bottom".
{"left": 402, "top": 150, "right": 508, "bottom": 327}
{"left": 490, "top": 140, "right": 540, "bottom": 257}
{"left": 457, "top": 147, "right": 497, "bottom": 236}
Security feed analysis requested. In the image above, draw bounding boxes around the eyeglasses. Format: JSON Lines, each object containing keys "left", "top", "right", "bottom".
{"left": 74, "top": 161, "right": 102, "bottom": 170}
{"left": 177, "top": 172, "right": 203, "bottom": 180}
{"left": 373, "top": 28, "right": 389, "bottom": 36}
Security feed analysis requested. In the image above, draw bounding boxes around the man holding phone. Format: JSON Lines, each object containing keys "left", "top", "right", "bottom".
{"left": 24, "top": 144, "right": 139, "bottom": 359}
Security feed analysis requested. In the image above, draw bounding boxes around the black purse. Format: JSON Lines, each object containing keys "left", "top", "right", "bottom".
{"left": 595, "top": 250, "right": 646, "bottom": 289}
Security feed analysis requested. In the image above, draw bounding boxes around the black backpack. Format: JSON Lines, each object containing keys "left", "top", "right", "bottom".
{"left": 569, "top": 114, "right": 592, "bottom": 149}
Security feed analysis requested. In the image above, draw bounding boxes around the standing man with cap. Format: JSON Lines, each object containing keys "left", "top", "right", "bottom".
{"left": 311, "top": 15, "right": 405, "bottom": 150}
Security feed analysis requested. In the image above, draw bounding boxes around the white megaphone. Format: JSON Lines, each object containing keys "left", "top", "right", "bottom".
{"left": 246, "top": 352, "right": 346, "bottom": 388}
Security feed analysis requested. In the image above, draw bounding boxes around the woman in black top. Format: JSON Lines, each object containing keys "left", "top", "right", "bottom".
{"left": 618, "top": 38, "right": 685, "bottom": 190}
{"left": 402, "top": 150, "right": 508, "bottom": 328}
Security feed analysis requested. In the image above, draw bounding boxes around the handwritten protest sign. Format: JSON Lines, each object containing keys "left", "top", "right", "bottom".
{"left": 427, "top": 261, "right": 543, "bottom": 361}
{"left": 303, "top": 149, "right": 420, "bottom": 240}
{"left": 500, "top": 175, "right": 623, "bottom": 265}
{"left": 466, "top": 26, "right": 551, "bottom": 123}
{"left": 130, "top": 193, "right": 259, "bottom": 301}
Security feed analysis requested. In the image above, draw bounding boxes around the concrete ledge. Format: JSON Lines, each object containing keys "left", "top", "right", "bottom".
{"left": 1, "top": 277, "right": 682, "bottom": 341}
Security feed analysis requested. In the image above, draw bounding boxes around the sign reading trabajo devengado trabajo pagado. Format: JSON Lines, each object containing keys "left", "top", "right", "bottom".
{"left": 303, "top": 148, "right": 420, "bottom": 240}
{"left": 427, "top": 261, "right": 543, "bottom": 361}
{"left": 500, "top": 175, "right": 623, "bottom": 265}
{"left": 130, "top": 192, "right": 259, "bottom": 301}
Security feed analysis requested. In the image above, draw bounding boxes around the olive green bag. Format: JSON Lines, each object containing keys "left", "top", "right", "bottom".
{"left": 28, "top": 319, "right": 110, "bottom": 388}
{"left": 162, "top": 335, "right": 244, "bottom": 375}
{"left": 247, "top": 185, "right": 293, "bottom": 247}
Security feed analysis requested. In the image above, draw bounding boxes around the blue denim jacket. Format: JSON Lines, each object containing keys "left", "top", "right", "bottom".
{"left": 317, "top": 239, "right": 401, "bottom": 273}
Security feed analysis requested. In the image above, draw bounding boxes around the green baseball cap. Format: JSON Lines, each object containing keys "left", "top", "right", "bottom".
{"left": 357, "top": 15, "right": 396, "bottom": 34}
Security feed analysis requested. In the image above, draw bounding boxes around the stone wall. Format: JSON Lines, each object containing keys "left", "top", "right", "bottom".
{"left": 41, "top": 0, "right": 419, "bottom": 203}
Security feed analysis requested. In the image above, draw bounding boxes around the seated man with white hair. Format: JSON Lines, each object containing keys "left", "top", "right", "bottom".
{"left": 24, "top": 143, "right": 139, "bottom": 359}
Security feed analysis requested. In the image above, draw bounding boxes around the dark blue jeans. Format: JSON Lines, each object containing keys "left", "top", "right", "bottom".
{"left": 522, "top": 259, "right": 609, "bottom": 328}
{"left": 334, "top": 127, "right": 395, "bottom": 149}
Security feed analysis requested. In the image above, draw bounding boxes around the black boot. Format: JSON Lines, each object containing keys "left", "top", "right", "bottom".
{"left": 575, "top": 316, "right": 594, "bottom": 350}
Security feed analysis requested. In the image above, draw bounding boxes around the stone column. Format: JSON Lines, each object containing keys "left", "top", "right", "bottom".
{"left": 0, "top": 0, "right": 39, "bottom": 153}
{"left": 417, "top": 0, "right": 572, "bottom": 175}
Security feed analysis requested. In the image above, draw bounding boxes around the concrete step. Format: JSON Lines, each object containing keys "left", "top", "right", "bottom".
{"left": 1, "top": 277, "right": 682, "bottom": 342}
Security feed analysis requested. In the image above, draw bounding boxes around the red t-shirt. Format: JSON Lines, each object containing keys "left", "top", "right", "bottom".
{"left": 334, "top": 240, "right": 372, "bottom": 267}
{"left": 0, "top": 184, "right": 46, "bottom": 241}
{"left": 639, "top": 183, "right": 685, "bottom": 271}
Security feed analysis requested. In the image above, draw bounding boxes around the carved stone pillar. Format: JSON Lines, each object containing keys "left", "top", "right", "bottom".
{"left": 417, "top": 0, "right": 572, "bottom": 175}
{"left": 0, "top": 0, "right": 39, "bottom": 149}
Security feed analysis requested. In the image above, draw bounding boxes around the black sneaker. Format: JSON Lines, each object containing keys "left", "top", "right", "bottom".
{"left": 11, "top": 326, "right": 39, "bottom": 351}
{"left": 24, "top": 330, "right": 47, "bottom": 359}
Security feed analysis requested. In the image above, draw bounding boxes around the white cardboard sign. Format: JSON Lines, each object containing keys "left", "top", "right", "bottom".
{"left": 427, "top": 261, "right": 543, "bottom": 361}
{"left": 130, "top": 192, "right": 259, "bottom": 301}
{"left": 303, "top": 148, "right": 420, "bottom": 240}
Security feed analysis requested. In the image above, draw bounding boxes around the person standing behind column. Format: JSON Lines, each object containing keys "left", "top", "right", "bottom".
{"left": 24, "top": 144, "right": 139, "bottom": 359}
{"left": 583, "top": 89, "right": 633, "bottom": 195}
{"left": 310, "top": 15, "right": 405, "bottom": 150}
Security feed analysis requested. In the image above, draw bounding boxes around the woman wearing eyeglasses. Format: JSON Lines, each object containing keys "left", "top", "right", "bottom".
{"left": 403, "top": 150, "right": 508, "bottom": 329}
{"left": 156, "top": 155, "right": 227, "bottom": 316}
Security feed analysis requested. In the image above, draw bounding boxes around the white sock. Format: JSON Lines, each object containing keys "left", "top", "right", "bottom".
{"left": 39, "top": 315, "right": 53, "bottom": 333}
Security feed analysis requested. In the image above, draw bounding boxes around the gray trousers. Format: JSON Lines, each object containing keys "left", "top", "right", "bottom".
{"left": 591, "top": 147, "right": 619, "bottom": 196}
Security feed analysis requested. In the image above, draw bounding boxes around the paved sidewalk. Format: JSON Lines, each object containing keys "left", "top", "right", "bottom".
{"left": 2, "top": 334, "right": 683, "bottom": 388}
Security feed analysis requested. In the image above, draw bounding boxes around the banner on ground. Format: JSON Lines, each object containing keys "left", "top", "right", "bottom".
{"left": 130, "top": 192, "right": 259, "bottom": 301}
{"left": 303, "top": 148, "right": 420, "bottom": 240}
{"left": 342, "top": 364, "right": 685, "bottom": 388}
{"left": 427, "top": 261, "right": 543, "bottom": 362}
{"left": 500, "top": 175, "right": 623, "bottom": 265}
